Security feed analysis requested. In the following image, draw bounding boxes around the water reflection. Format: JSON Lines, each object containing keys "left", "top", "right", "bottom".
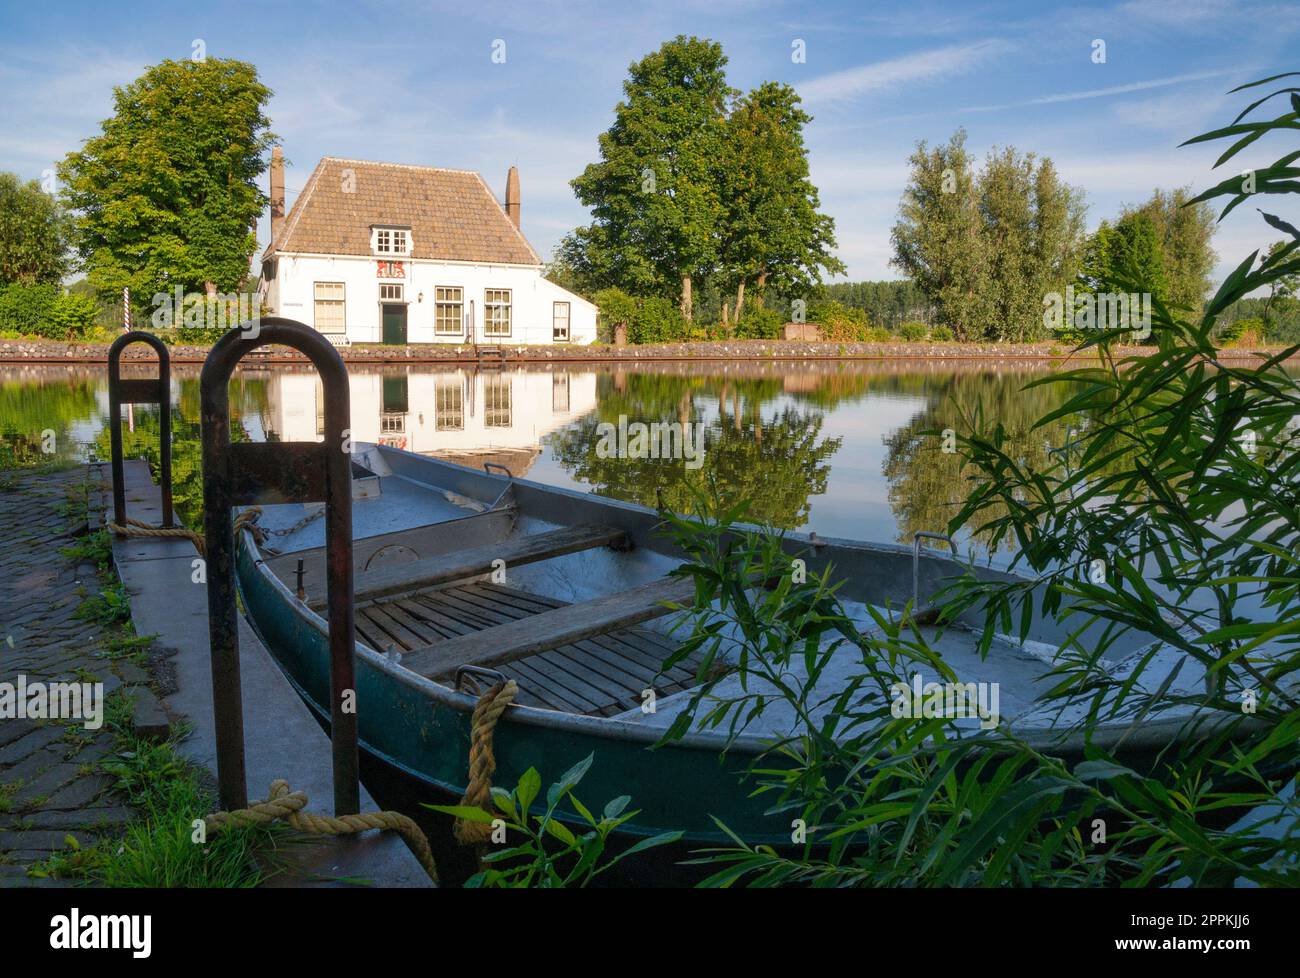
{"left": 0, "top": 359, "right": 1077, "bottom": 559}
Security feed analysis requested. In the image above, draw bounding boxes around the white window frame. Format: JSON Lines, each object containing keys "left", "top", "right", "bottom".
{"left": 380, "top": 283, "right": 404, "bottom": 302}
{"left": 553, "top": 301, "right": 570, "bottom": 342}
{"left": 372, "top": 226, "right": 411, "bottom": 256}
{"left": 484, "top": 289, "right": 512, "bottom": 337}
{"left": 313, "top": 281, "right": 346, "bottom": 334}
{"left": 435, "top": 286, "right": 464, "bottom": 336}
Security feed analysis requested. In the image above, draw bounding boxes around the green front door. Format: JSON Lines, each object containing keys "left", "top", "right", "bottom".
{"left": 382, "top": 304, "right": 407, "bottom": 345}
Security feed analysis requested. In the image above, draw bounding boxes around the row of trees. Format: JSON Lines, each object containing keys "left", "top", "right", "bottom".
{"left": 557, "top": 36, "right": 842, "bottom": 327}
{"left": 889, "top": 129, "right": 1219, "bottom": 342}
{"left": 0, "top": 57, "right": 275, "bottom": 341}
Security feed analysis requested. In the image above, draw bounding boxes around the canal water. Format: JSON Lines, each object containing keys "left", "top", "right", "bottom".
{"left": 0, "top": 358, "right": 1073, "bottom": 568}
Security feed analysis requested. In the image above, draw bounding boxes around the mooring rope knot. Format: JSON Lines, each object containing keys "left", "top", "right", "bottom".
{"left": 107, "top": 517, "right": 208, "bottom": 557}
{"left": 107, "top": 506, "right": 271, "bottom": 559}
{"left": 204, "top": 779, "right": 438, "bottom": 882}
{"left": 454, "top": 679, "right": 518, "bottom": 846}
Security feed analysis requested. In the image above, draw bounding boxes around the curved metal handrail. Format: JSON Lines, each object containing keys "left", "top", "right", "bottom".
{"left": 107, "top": 331, "right": 172, "bottom": 527}
{"left": 200, "top": 318, "right": 358, "bottom": 815}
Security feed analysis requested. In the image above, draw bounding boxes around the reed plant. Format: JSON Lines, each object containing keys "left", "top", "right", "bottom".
{"left": 658, "top": 75, "right": 1300, "bottom": 887}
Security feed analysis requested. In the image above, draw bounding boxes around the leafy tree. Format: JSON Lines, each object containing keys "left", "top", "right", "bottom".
{"left": 1261, "top": 239, "right": 1300, "bottom": 334}
{"left": 1126, "top": 187, "right": 1216, "bottom": 313}
{"left": 716, "top": 82, "right": 842, "bottom": 325}
{"left": 892, "top": 131, "right": 1086, "bottom": 341}
{"left": 0, "top": 172, "right": 72, "bottom": 286}
{"left": 570, "top": 37, "right": 731, "bottom": 321}
{"left": 890, "top": 131, "right": 987, "bottom": 341}
{"left": 58, "top": 58, "right": 276, "bottom": 315}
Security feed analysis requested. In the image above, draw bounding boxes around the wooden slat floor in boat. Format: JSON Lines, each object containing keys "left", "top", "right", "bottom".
{"left": 355, "top": 581, "right": 702, "bottom": 717}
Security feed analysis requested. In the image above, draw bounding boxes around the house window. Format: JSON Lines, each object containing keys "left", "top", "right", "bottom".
{"left": 553, "top": 302, "right": 570, "bottom": 342}
{"left": 484, "top": 378, "right": 511, "bottom": 427}
{"left": 484, "top": 289, "right": 511, "bottom": 337}
{"left": 315, "top": 379, "right": 326, "bottom": 436}
{"left": 435, "top": 287, "right": 463, "bottom": 335}
{"left": 380, "top": 283, "right": 404, "bottom": 302}
{"left": 435, "top": 381, "right": 463, "bottom": 431}
{"left": 373, "top": 227, "right": 410, "bottom": 256}
{"left": 552, "top": 373, "right": 570, "bottom": 413}
{"left": 314, "top": 282, "right": 345, "bottom": 333}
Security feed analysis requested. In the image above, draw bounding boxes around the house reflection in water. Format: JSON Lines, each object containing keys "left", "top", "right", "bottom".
{"left": 264, "top": 369, "right": 597, "bottom": 476}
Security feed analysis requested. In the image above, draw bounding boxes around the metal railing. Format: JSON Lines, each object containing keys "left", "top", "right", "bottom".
{"left": 199, "top": 318, "right": 359, "bottom": 816}
{"left": 107, "top": 331, "right": 173, "bottom": 528}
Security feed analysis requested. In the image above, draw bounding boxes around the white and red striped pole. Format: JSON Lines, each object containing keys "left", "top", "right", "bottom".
{"left": 123, "top": 286, "right": 134, "bottom": 431}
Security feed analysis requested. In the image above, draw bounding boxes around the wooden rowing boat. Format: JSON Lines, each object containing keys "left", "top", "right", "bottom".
{"left": 235, "top": 442, "right": 1240, "bottom": 846}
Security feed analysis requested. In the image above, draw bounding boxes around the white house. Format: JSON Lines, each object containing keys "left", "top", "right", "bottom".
{"left": 258, "top": 151, "right": 596, "bottom": 346}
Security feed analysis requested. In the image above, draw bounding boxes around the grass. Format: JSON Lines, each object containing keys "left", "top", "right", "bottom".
{"left": 28, "top": 691, "right": 291, "bottom": 887}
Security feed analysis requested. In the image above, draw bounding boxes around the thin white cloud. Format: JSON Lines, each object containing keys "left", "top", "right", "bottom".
{"left": 960, "top": 69, "right": 1240, "bottom": 113}
{"left": 798, "top": 39, "right": 1014, "bottom": 107}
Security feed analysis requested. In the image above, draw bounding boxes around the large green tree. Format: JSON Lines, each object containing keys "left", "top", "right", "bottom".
{"left": 889, "top": 131, "right": 987, "bottom": 341}
{"left": 1079, "top": 212, "right": 1169, "bottom": 304}
{"left": 570, "top": 37, "right": 731, "bottom": 321}
{"left": 0, "top": 172, "right": 72, "bottom": 285}
{"left": 717, "top": 82, "right": 842, "bottom": 324}
{"left": 892, "top": 131, "right": 1086, "bottom": 341}
{"left": 59, "top": 58, "right": 275, "bottom": 313}
{"left": 1126, "top": 187, "right": 1215, "bottom": 312}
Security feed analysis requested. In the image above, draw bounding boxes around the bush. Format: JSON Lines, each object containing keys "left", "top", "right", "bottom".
{"left": 0, "top": 283, "right": 98, "bottom": 340}
{"left": 807, "top": 299, "right": 870, "bottom": 341}
{"left": 734, "top": 305, "right": 784, "bottom": 340}
{"left": 898, "top": 321, "right": 928, "bottom": 342}
{"left": 929, "top": 324, "right": 954, "bottom": 342}
{"left": 0, "top": 282, "right": 57, "bottom": 336}
{"left": 863, "top": 326, "right": 893, "bottom": 342}
{"left": 47, "top": 291, "right": 98, "bottom": 340}
{"left": 593, "top": 288, "right": 690, "bottom": 344}
{"left": 1220, "top": 316, "right": 1265, "bottom": 347}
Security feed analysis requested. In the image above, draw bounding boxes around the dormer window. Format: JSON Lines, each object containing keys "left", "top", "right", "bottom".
{"left": 372, "top": 226, "right": 411, "bottom": 256}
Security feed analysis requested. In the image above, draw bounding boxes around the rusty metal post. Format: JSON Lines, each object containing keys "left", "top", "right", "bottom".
{"left": 199, "top": 318, "right": 359, "bottom": 815}
{"left": 107, "top": 331, "right": 173, "bottom": 528}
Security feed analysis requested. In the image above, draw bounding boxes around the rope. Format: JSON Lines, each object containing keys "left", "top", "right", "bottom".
{"left": 453, "top": 679, "right": 518, "bottom": 846}
{"left": 205, "top": 779, "right": 438, "bottom": 882}
{"left": 108, "top": 517, "right": 207, "bottom": 557}
{"left": 107, "top": 507, "right": 267, "bottom": 558}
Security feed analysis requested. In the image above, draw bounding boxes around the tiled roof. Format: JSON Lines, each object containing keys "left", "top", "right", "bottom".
{"left": 263, "top": 158, "right": 541, "bottom": 266}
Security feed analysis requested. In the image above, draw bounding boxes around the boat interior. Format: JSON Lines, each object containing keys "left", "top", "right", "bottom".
{"left": 247, "top": 444, "right": 1208, "bottom": 738}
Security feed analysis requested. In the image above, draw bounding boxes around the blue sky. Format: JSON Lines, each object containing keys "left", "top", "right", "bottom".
{"left": 1, "top": 0, "right": 1297, "bottom": 284}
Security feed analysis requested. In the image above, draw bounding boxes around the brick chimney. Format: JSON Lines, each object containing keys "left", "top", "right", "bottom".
{"left": 505, "top": 165, "right": 520, "bottom": 229}
{"left": 270, "top": 146, "right": 285, "bottom": 245}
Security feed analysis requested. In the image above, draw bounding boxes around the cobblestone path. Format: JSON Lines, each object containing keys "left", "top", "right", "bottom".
{"left": 0, "top": 467, "right": 147, "bottom": 886}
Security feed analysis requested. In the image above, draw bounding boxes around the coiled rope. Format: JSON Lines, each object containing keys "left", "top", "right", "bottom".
{"left": 205, "top": 779, "right": 438, "bottom": 882}
{"left": 453, "top": 679, "right": 518, "bottom": 846}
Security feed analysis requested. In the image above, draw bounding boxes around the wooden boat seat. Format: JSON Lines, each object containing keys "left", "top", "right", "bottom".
{"left": 400, "top": 576, "right": 696, "bottom": 679}
{"left": 306, "top": 523, "right": 628, "bottom": 608}
{"left": 352, "top": 580, "right": 704, "bottom": 717}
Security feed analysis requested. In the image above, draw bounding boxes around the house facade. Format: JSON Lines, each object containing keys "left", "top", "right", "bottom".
{"left": 258, "top": 152, "right": 596, "bottom": 346}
